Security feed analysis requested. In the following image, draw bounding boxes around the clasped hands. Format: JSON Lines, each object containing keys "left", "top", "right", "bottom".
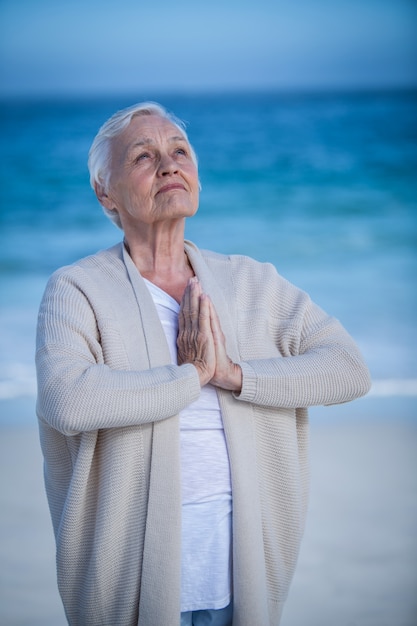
{"left": 177, "top": 277, "right": 242, "bottom": 392}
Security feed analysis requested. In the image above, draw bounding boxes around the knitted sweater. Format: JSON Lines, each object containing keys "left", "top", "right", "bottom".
{"left": 36, "top": 241, "right": 371, "bottom": 626}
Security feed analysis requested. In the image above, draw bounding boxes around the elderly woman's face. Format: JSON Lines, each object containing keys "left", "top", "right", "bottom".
{"left": 104, "top": 115, "right": 199, "bottom": 230}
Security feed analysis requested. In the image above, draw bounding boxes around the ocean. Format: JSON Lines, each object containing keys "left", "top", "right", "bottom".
{"left": 0, "top": 90, "right": 416, "bottom": 413}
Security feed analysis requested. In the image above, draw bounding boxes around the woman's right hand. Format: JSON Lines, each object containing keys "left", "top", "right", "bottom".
{"left": 177, "top": 278, "right": 216, "bottom": 386}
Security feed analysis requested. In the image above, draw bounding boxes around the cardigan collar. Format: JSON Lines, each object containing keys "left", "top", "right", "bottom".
{"left": 119, "top": 238, "right": 241, "bottom": 367}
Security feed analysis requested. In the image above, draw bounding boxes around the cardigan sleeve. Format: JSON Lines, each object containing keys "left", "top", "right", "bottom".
{"left": 35, "top": 270, "right": 201, "bottom": 436}
{"left": 231, "top": 259, "right": 371, "bottom": 409}
{"left": 237, "top": 315, "right": 371, "bottom": 408}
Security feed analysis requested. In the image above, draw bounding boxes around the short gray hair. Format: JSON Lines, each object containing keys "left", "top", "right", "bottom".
{"left": 88, "top": 101, "right": 198, "bottom": 228}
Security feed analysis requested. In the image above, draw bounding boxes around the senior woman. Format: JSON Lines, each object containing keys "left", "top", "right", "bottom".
{"left": 36, "top": 102, "right": 371, "bottom": 626}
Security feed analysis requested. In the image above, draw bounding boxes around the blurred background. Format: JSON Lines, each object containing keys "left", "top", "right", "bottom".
{"left": 0, "top": 1, "right": 416, "bottom": 624}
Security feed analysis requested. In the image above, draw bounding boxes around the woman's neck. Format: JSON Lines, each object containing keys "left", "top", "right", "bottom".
{"left": 123, "top": 227, "right": 194, "bottom": 303}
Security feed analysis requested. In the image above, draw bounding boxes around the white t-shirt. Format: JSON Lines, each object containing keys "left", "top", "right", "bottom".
{"left": 144, "top": 279, "right": 233, "bottom": 611}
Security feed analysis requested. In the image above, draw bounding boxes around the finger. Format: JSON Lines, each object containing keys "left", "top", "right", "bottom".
{"left": 198, "top": 293, "right": 211, "bottom": 333}
{"left": 189, "top": 279, "right": 202, "bottom": 331}
{"left": 209, "top": 299, "right": 224, "bottom": 343}
{"left": 179, "top": 277, "right": 198, "bottom": 328}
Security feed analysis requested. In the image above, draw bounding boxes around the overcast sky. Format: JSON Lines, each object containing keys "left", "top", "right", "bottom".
{"left": 1, "top": 0, "right": 416, "bottom": 97}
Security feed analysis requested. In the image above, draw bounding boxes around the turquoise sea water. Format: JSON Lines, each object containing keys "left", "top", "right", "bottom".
{"left": 0, "top": 90, "right": 416, "bottom": 412}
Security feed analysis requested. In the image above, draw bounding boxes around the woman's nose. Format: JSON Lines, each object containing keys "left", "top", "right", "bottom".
{"left": 158, "top": 153, "right": 178, "bottom": 175}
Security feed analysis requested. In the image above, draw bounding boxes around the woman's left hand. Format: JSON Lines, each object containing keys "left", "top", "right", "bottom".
{"left": 208, "top": 298, "right": 242, "bottom": 393}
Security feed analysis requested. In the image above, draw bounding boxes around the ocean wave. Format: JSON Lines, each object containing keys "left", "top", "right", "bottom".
{"left": 0, "top": 363, "right": 37, "bottom": 400}
{"left": 367, "top": 379, "right": 417, "bottom": 398}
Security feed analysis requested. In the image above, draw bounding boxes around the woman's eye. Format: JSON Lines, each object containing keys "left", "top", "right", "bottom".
{"left": 135, "top": 152, "right": 150, "bottom": 163}
{"left": 175, "top": 148, "right": 187, "bottom": 156}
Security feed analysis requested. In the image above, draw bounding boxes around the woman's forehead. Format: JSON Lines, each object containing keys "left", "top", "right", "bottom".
{"left": 126, "top": 114, "right": 185, "bottom": 141}
{"left": 111, "top": 114, "right": 188, "bottom": 160}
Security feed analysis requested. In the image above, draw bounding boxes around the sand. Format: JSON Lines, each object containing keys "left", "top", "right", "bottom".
{"left": 0, "top": 396, "right": 416, "bottom": 626}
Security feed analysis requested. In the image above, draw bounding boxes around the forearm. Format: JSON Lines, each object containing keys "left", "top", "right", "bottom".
{"left": 36, "top": 349, "right": 201, "bottom": 435}
{"left": 235, "top": 343, "right": 371, "bottom": 408}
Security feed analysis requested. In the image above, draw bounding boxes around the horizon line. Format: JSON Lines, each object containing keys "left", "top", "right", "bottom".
{"left": 1, "top": 83, "right": 417, "bottom": 103}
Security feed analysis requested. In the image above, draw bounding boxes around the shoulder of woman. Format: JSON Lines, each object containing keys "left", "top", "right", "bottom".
{"left": 188, "top": 242, "right": 307, "bottom": 301}
{"left": 43, "top": 243, "right": 125, "bottom": 294}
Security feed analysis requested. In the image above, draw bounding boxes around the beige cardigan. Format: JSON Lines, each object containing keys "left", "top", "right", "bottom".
{"left": 36, "top": 241, "right": 370, "bottom": 626}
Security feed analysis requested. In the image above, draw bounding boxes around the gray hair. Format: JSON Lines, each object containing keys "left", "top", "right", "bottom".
{"left": 88, "top": 101, "right": 198, "bottom": 228}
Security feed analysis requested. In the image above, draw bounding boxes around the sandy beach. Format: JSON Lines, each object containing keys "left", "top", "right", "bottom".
{"left": 0, "top": 395, "right": 416, "bottom": 626}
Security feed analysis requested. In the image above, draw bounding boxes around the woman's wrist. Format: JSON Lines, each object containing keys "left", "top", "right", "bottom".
{"left": 211, "top": 361, "right": 242, "bottom": 392}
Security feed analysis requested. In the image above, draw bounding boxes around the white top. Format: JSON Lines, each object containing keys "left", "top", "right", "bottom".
{"left": 144, "top": 279, "right": 232, "bottom": 612}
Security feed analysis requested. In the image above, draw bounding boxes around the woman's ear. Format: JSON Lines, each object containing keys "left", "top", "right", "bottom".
{"left": 94, "top": 181, "right": 113, "bottom": 210}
